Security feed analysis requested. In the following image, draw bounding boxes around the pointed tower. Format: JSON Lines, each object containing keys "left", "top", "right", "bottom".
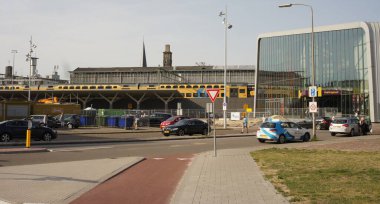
{"left": 163, "top": 44, "right": 172, "bottom": 67}
{"left": 142, "top": 41, "right": 147, "bottom": 67}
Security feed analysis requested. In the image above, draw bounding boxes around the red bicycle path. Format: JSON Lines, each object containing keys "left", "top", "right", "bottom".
{"left": 71, "top": 154, "right": 194, "bottom": 204}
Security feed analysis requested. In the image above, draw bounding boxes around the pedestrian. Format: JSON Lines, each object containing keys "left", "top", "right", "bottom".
{"left": 241, "top": 116, "right": 248, "bottom": 133}
{"left": 359, "top": 116, "right": 368, "bottom": 135}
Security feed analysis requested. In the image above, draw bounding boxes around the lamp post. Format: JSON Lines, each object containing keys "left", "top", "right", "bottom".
{"left": 26, "top": 36, "right": 37, "bottom": 102}
{"left": 11, "top": 50, "right": 18, "bottom": 86}
{"left": 219, "top": 6, "right": 232, "bottom": 129}
{"left": 279, "top": 3, "right": 316, "bottom": 140}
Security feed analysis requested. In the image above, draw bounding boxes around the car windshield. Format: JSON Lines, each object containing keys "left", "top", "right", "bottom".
{"left": 260, "top": 122, "right": 276, "bottom": 128}
{"left": 333, "top": 119, "right": 348, "bottom": 124}
{"left": 32, "top": 116, "right": 44, "bottom": 120}
{"left": 166, "top": 116, "right": 177, "bottom": 122}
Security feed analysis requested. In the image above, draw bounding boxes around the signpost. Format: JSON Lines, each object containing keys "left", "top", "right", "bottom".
{"left": 206, "top": 89, "right": 219, "bottom": 157}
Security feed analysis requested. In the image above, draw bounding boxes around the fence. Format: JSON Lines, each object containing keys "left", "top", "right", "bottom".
{"left": 77, "top": 107, "right": 340, "bottom": 128}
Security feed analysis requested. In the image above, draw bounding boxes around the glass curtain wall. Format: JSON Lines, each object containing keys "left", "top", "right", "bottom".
{"left": 257, "top": 28, "right": 368, "bottom": 116}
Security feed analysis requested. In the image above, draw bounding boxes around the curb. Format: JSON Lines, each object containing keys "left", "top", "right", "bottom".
{"left": 0, "top": 134, "right": 256, "bottom": 152}
{"left": 0, "top": 148, "right": 49, "bottom": 154}
{"left": 62, "top": 157, "right": 146, "bottom": 203}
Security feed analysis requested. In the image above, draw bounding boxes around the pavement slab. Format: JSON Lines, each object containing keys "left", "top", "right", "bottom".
{"left": 0, "top": 157, "right": 144, "bottom": 204}
{"left": 170, "top": 148, "right": 288, "bottom": 204}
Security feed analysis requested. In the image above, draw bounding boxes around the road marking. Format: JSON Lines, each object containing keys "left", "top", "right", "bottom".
{"left": 192, "top": 142, "right": 207, "bottom": 145}
{"left": 177, "top": 158, "right": 192, "bottom": 161}
{"left": 48, "top": 146, "right": 113, "bottom": 152}
{"left": 169, "top": 145, "right": 184, "bottom": 148}
{"left": 152, "top": 158, "right": 165, "bottom": 160}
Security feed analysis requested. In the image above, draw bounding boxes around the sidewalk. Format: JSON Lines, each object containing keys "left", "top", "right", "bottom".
{"left": 170, "top": 135, "right": 380, "bottom": 204}
{"left": 0, "top": 157, "right": 144, "bottom": 204}
{"left": 170, "top": 148, "right": 288, "bottom": 204}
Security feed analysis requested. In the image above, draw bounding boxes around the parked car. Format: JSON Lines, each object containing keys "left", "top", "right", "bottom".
{"left": 30, "top": 114, "right": 60, "bottom": 128}
{"left": 316, "top": 117, "right": 332, "bottom": 130}
{"left": 296, "top": 119, "right": 312, "bottom": 129}
{"left": 162, "top": 119, "right": 209, "bottom": 136}
{"left": 256, "top": 121, "right": 311, "bottom": 144}
{"left": 329, "top": 117, "right": 361, "bottom": 136}
{"left": 138, "top": 112, "right": 172, "bottom": 127}
{"left": 160, "top": 116, "right": 189, "bottom": 129}
{"left": 54, "top": 114, "right": 80, "bottom": 129}
{"left": 0, "top": 119, "right": 57, "bottom": 142}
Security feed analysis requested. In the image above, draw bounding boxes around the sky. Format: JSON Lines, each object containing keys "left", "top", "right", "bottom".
{"left": 0, "top": 0, "right": 379, "bottom": 80}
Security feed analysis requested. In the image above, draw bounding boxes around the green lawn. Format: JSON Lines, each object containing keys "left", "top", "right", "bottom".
{"left": 251, "top": 148, "right": 380, "bottom": 203}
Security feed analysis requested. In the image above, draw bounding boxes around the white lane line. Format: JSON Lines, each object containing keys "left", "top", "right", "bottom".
{"left": 192, "top": 142, "right": 207, "bottom": 145}
{"left": 152, "top": 158, "right": 165, "bottom": 160}
{"left": 169, "top": 145, "right": 184, "bottom": 148}
{"left": 48, "top": 146, "right": 114, "bottom": 152}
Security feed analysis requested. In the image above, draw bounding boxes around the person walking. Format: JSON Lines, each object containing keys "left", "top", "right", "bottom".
{"left": 241, "top": 116, "right": 248, "bottom": 133}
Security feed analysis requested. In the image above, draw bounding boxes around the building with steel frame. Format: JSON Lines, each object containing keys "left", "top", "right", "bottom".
{"left": 254, "top": 22, "right": 380, "bottom": 122}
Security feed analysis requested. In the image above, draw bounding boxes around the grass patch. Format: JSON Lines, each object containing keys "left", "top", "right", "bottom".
{"left": 251, "top": 148, "right": 380, "bottom": 203}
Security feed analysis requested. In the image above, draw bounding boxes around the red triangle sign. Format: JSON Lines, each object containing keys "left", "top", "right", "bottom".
{"left": 206, "top": 89, "right": 220, "bottom": 103}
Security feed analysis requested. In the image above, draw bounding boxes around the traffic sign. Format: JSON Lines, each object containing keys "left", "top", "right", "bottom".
{"left": 223, "top": 102, "right": 227, "bottom": 110}
{"left": 309, "top": 102, "right": 318, "bottom": 113}
{"left": 309, "top": 86, "right": 317, "bottom": 97}
{"left": 206, "top": 89, "right": 220, "bottom": 103}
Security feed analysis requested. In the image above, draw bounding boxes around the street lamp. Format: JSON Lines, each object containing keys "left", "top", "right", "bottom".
{"left": 219, "top": 6, "right": 233, "bottom": 129}
{"left": 11, "top": 50, "right": 18, "bottom": 86}
{"left": 279, "top": 3, "right": 316, "bottom": 140}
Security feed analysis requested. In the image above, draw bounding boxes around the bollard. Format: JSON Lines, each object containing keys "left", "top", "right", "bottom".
{"left": 26, "top": 129, "right": 31, "bottom": 148}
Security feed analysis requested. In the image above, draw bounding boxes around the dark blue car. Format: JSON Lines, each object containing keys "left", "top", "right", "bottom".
{"left": 0, "top": 119, "right": 57, "bottom": 142}
{"left": 162, "top": 119, "right": 209, "bottom": 136}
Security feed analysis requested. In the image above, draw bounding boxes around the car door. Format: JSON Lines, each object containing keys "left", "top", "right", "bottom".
{"left": 8, "top": 120, "right": 28, "bottom": 138}
{"left": 187, "top": 120, "right": 197, "bottom": 134}
{"left": 289, "top": 122, "right": 303, "bottom": 138}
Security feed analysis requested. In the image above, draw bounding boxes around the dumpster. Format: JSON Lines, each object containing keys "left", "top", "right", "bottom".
{"left": 80, "top": 116, "right": 87, "bottom": 126}
{"left": 107, "top": 116, "right": 119, "bottom": 127}
{"left": 119, "top": 115, "right": 134, "bottom": 129}
{"left": 80, "top": 115, "right": 96, "bottom": 126}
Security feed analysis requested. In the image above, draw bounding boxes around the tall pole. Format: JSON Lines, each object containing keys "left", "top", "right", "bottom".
{"left": 223, "top": 5, "right": 227, "bottom": 129}
{"left": 11, "top": 50, "right": 18, "bottom": 86}
{"left": 27, "top": 36, "right": 37, "bottom": 102}
{"left": 279, "top": 3, "right": 316, "bottom": 140}
{"left": 310, "top": 6, "right": 316, "bottom": 140}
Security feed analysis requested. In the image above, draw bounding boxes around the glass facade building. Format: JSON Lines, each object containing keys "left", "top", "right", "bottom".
{"left": 254, "top": 22, "right": 380, "bottom": 122}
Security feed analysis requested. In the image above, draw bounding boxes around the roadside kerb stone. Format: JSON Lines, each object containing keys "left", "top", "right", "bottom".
{"left": 0, "top": 157, "right": 144, "bottom": 204}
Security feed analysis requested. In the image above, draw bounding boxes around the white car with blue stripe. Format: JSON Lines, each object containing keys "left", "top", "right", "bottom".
{"left": 256, "top": 120, "right": 311, "bottom": 144}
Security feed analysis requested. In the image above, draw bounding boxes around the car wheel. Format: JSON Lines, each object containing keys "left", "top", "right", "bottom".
{"left": 42, "top": 132, "right": 53, "bottom": 141}
{"left": 258, "top": 139, "right": 266, "bottom": 143}
{"left": 331, "top": 132, "right": 336, "bottom": 136}
{"left": 0, "top": 133, "right": 11, "bottom": 142}
{"left": 316, "top": 124, "right": 321, "bottom": 130}
{"left": 302, "top": 133, "right": 310, "bottom": 142}
{"left": 202, "top": 128, "right": 208, "bottom": 135}
{"left": 68, "top": 123, "right": 73, "bottom": 129}
{"left": 350, "top": 129, "right": 355, "bottom": 137}
{"left": 277, "top": 135, "right": 286, "bottom": 144}
{"left": 178, "top": 129, "right": 185, "bottom": 136}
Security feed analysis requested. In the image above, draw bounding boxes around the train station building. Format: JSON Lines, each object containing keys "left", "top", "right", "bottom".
{"left": 254, "top": 22, "right": 380, "bottom": 122}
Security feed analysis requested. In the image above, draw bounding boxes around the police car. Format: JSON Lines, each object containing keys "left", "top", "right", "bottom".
{"left": 256, "top": 120, "right": 311, "bottom": 144}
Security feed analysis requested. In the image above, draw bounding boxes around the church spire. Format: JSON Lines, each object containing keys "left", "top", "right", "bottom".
{"left": 142, "top": 40, "right": 147, "bottom": 67}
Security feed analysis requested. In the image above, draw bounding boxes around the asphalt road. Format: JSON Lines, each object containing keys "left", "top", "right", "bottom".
{"left": 1, "top": 129, "right": 338, "bottom": 167}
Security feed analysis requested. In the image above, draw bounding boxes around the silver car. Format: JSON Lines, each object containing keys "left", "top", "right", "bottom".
{"left": 329, "top": 117, "right": 360, "bottom": 136}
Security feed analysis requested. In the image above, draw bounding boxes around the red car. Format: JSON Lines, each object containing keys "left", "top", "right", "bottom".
{"left": 160, "top": 116, "right": 189, "bottom": 129}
